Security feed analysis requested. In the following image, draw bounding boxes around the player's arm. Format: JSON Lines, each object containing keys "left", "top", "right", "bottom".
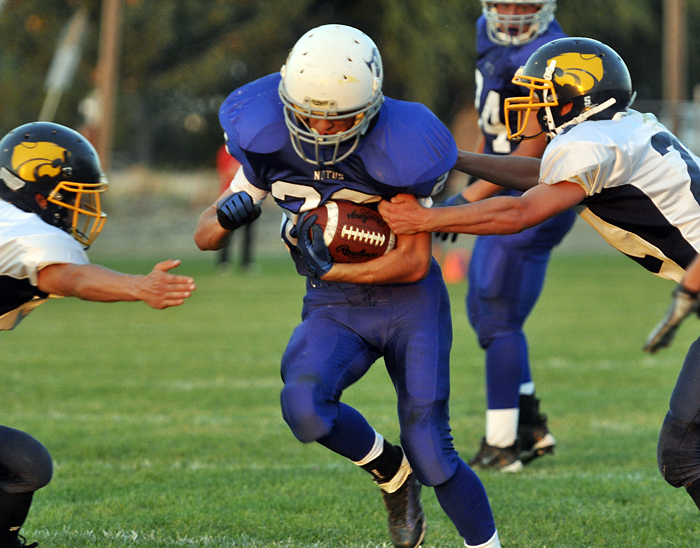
{"left": 194, "top": 188, "right": 236, "bottom": 251}
{"left": 194, "top": 187, "right": 261, "bottom": 251}
{"left": 451, "top": 135, "right": 503, "bottom": 203}
{"left": 445, "top": 113, "right": 545, "bottom": 205}
{"left": 295, "top": 211, "right": 432, "bottom": 285}
{"left": 324, "top": 231, "right": 432, "bottom": 284}
{"left": 379, "top": 181, "right": 585, "bottom": 236}
{"left": 644, "top": 254, "right": 700, "bottom": 353}
{"left": 37, "top": 260, "right": 196, "bottom": 309}
{"left": 194, "top": 166, "right": 264, "bottom": 251}
{"left": 454, "top": 152, "right": 541, "bottom": 194}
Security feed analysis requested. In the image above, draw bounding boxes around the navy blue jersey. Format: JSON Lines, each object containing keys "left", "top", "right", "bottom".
{"left": 219, "top": 73, "right": 457, "bottom": 275}
{"left": 475, "top": 16, "right": 566, "bottom": 155}
{"left": 219, "top": 73, "right": 456, "bottom": 211}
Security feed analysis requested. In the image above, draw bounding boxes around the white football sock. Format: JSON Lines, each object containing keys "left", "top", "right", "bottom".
{"left": 519, "top": 381, "right": 535, "bottom": 396}
{"left": 465, "top": 530, "right": 501, "bottom": 548}
{"left": 485, "top": 408, "right": 519, "bottom": 447}
{"left": 352, "top": 429, "right": 384, "bottom": 466}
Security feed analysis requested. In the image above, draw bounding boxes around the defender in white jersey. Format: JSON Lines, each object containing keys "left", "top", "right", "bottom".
{"left": 378, "top": 37, "right": 700, "bottom": 515}
{"left": 0, "top": 122, "right": 196, "bottom": 548}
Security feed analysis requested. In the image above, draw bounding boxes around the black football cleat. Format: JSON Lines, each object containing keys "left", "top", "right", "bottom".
{"left": 518, "top": 394, "right": 556, "bottom": 465}
{"left": 468, "top": 437, "right": 523, "bottom": 473}
{"left": 518, "top": 423, "right": 556, "bottom": 464}
{"left": 381, "top": 472, "right": 426, "bottom": 548}
{"left": 1, "top": 535, "right": 38, "bottom": 548}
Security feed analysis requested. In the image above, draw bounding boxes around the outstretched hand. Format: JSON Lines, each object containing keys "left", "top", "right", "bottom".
{"left": 643, "top": 285, "right": 700, "bottom": 353}
{"left": 377, "top": 194, "right": 428, "bottom": 235}
{"left": 138, "top": 260, "right": 196, "bottom": 309}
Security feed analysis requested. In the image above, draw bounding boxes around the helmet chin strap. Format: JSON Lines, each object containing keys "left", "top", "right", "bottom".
{"left": 509, "top": 129, "right": 544, "bottom": 144}
{"left": 549, "top": 97, "right": 618, "bottom": 137}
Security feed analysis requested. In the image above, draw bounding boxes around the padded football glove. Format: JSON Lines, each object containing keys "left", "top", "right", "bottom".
{"left": 643, "top": 285, "right": 700, "bottom": 354}
{"left": 434, "top": 192, "right": 469, "bottom": 243}
{"left": 216, "top": 191, "right": 261, "bottom": 231}
{"left": 296, "top": 213, "right": 334, "bottom": 278}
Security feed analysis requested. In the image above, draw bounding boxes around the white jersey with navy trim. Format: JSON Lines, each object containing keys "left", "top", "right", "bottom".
{"left": 540, "top": 110, "right": 700, "bottom": 282}
{"left": 0, "top": 200, "right": 88, "bottom": 330}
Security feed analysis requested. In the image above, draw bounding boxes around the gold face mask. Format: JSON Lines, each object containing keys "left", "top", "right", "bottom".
{"left": 11, "top": 140, "right": 108, "bottom": 247}
{"left": 504, "top": 52, "right": 606, "bottom": 140}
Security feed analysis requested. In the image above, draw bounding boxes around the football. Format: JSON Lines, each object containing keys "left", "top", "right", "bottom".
{"left": 306, "top": 201, "right": 396, "bottom": 263}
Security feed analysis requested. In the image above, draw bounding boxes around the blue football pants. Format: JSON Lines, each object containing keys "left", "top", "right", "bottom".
{"left": 467, "top": 208, "right": 576, "bottom": 410}
{"left": 280, "top": 261, "right": 497, "bottom": 543}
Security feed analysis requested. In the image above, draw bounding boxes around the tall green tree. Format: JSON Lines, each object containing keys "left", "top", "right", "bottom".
{"left": 0, "top": 0, "right": 697, "bottom": 168}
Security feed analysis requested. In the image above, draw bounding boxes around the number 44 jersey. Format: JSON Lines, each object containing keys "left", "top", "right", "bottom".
{"left": 474, "top": 15, "right": 566, "bottom": 156}
{"left": 540, "top": 109, "right": 700, "bottom": 283}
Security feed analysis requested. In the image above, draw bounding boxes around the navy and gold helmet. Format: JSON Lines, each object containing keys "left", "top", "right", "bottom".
{"left": 0, "top": 122, "right": 107, "bottom": 247}
{"left": 504, "top": 37, "right": 634, "bottom": 139}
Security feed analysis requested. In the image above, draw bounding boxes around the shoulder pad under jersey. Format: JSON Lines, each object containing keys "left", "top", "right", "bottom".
{"left": 357, "top": 98, "right": 457, "bottom": 197}
{"left": 219, "top": 73, "right": 288, "bottom": 156}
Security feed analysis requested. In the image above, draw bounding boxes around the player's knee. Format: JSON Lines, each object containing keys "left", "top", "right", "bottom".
{"left": 657, "top": 411, "right": 700, "bottom": 489}
{"left": 470, "top": 320, "right": 523, "bottom": 350}
{"left": 280, "top": 381, "right": 332, "bottom": 443}
{"left": 0, "top": 428, "right": 53, "bottom": 492}
{"left": 400, "top": 425, "right": 456, "bottom": 487}
{"left": 25, "top": 447, "right": 53, "bottom": 490}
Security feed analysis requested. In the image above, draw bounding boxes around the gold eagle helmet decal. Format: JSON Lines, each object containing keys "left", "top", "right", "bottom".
{"left": 549, "top": 52, "right": 604, "bottom": 94}
{"left": 11, "top": 141, "right": 70, "bottom": 182}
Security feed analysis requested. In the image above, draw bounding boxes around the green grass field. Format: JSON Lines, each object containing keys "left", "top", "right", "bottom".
{"left": 3, "top": 252, "right": 700, "bottom": 548}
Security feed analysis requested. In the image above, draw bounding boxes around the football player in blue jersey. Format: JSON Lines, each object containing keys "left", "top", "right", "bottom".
{"left": 194, "top": 24, "right": 502, "bottom": 548}
{"left": 0, "top": 122, "right": 196, "bottom": 548}
{"left": 379, "top": 36, "right": 700, "bottom": 515}
{"left": 440, "top": 0, "right": 576, "bottom": 471}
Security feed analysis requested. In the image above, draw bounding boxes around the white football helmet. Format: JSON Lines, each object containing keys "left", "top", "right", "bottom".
{"left": 279, "top": 24, "right": 384, "bottom": 165}
{"left": 481, "top": 0, "right": 557, "bottom": 47}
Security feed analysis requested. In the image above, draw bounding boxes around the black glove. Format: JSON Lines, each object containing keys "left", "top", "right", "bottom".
{"left": 643, "top": 285, "right": 700, "bottom": 354}
{"left": 216, "top": 191, "right": 261, "bottom": 231}
{"left": 434, "top": 192, "right": 469, "bottom": 243}
{"left": 296, "top": 213, "right": 334, "bottom": 278}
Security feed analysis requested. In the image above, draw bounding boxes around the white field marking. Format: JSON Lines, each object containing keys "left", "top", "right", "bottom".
{"left": 514, "top": 468, "right": 658, "bottom": 483}
{"left": 589, "top": 420, "right": 659, "bottom": 432}
{"left": 52, "top": 459, "right": 354, "bottom": 474}
{"left": 44, "top": 410, "right": 281, "bottom": 427}
{"left": 540, "top": 356, "right": 678, "bottom": 370}
{"left": 30, "top": 527, "right": 383, "bottom": 547}
{"left": 162, "top": 378, "right": 282, "bottom": 391}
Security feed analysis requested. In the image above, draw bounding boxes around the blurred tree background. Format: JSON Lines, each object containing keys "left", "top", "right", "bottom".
{"left": 0, "top": 0, "right": 697, "bottom": 169}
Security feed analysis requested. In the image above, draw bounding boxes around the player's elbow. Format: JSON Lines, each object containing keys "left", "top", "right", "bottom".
{"left": 404, "top": 254, "right": 432, "bottom": 282}
{"left": 194, "top": 228, "right": 228, "bottom": 251}
{"left": 194, "top": 234, "right": 211, "bottom": 251}
{"left": 501, "top": 208, "right": 537, "bottom": 235}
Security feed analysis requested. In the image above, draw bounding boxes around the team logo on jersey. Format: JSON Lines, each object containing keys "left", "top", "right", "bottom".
{"left": 314, "top": 169, "right": 345, "bottom": 181}
{"left": 11, "top": 141, "right": 71, "bottom": 182}
{"left": 549, "top": 52, "right": 604, "bottom": 93}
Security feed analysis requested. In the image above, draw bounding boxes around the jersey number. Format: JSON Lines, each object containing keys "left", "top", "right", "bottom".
{"left": 475, "top": 69, "right": 512, "bottom": 154}
{"left": 651, "top": 131, "right": 700, "bottom": 205}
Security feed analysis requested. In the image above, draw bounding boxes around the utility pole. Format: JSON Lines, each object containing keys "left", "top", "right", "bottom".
{"left": 662, "top": 0, "right": 686, "bottom": 135}
{"left": 95, "top": 0, "right": 123, "bottom": 172}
